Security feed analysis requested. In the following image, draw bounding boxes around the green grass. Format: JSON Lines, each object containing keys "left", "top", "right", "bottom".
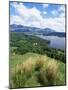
{"left": 10, "top": 32, "right": 65, "bottom": 63}
{"left": 10, "top": 52, "right": 66, "bottom": 88}
{"left": 10, "top": 53, "right": 39, "bottom": 68}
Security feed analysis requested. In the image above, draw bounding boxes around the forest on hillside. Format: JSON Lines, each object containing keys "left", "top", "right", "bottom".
{"left": 10, "top": 32, "right": 66, "bottom": 63}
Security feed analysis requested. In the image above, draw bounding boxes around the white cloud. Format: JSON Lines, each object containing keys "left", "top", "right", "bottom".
{"left": 51, "top": 5, "right": 65, "bottom": 17}
{"left": 51, "top": 5, "right": 65, "bottom": 18}
{"left": 58, "top": 5, "right": 65, "bottom": 12}
{"left": 10, "top": 2, "right": 43, "bottom": 26}
{"left": 60, "top": 12, "right": 65, "bottom": 17}
{"left": 58, "top": 5, "right": 65, "bottom": 18}
{"left": 10, "top": 15, "right": 26, "bottom": 25}
{"left": 51, "top": 10, "right": 58, "bottom": 16}
{"left": 10, "top": 2, "right": 65, "bottom": 32}
{"left": 42, "top": 4, "right": 49, "bottom": 8}
{"left": 43, "top": 11, "right": 47, "bottom": 15}
{"left": 42, "top": 17, "right": 65, "bottom": 32}
{"left": 12, "top": 2, "right": 42, "bottom": 21}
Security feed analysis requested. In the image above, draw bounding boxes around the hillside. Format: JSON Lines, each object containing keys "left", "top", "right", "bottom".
{"left": 10, "top": 52, "right": 65, "bottom": 88}
{"left": 10, "top": 32, "right": 66, "bottom": 88}
{"left": 10, "top": 24, "right": 65, "bottom": 37}
{"left": 10, "top": 32, "right": 66, "bottom": 63}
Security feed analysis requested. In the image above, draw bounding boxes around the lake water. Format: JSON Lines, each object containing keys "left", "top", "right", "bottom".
{"left": 36, "top": 35, "right": 65, "bottom": 50}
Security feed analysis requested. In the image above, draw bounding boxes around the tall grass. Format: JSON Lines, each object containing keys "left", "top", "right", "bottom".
{"left": 10, "top": 54, "right": 65, "bottom": 88}
{"left": 45, "top": 60, "right": 58, "bottom": 85}
{"left": 22, "top": 59, "right": 34, "bottom": 77}
{"left": 35, "top": 56, "right": 45, "bottom": 71}
{"left": 11, "top": 59, "right": 34, "bottom": 88}
{"left": 37, "top": 60, "right": 59, "bottom": 86}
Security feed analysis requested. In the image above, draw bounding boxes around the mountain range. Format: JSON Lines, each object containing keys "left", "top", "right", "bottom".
{"left": 10, "top": 24, "right": 66, "bottom": 37}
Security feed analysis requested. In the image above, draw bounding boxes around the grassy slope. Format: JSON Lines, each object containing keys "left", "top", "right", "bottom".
{"left": 10, "top": 52, "right": 65, "bottom": 88}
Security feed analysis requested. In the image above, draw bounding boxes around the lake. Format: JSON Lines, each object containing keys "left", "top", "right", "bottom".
{"left": 36, "top": 35, "right": 65, "bottom": 50}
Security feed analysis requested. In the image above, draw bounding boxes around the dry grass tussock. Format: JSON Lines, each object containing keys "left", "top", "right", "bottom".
{"left": 11, "top": 57, "right": 60, "bottom": 88}
{"left": 45, "top": 60, "right": 59, "bottom": 85}
{"left": 35, "top": 56, "right": 45, "bottom": 71}
{"left": 22, "top": 59, "right": 34, "bottom": 74}
{"left": 14, "top": 59, "right": 34, "bottom": 76}
{"left": 36, "top": 60, "right": 59, "bottom": 86}
{"left": 11, "top": 59, "right": 34, "bottom": 88}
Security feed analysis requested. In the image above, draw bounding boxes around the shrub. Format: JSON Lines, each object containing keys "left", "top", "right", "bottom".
{"left": 36, "top": 60, "right": 59, "bottom": 86}
{"left": 22, "top": 59, "right": 34, "bottom": 77}
{"left": 45, "top": 60, "right": 59, "bottom": 86}
{"left": 11, "top": 59, "right": 34, "bottom": 88}
{"left": 35, "top": 56, "right": 45, "bottom": 71}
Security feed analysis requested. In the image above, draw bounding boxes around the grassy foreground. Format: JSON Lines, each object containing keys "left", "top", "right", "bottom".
{"left": 10, "top": 52, "right": 66, "bottom": 88}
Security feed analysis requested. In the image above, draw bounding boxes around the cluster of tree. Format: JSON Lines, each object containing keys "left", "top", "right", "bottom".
{"left": 10, "top": 32, "right": 66, "bottom": 63}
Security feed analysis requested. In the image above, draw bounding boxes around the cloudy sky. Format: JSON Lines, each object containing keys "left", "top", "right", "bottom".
{"left": 10, "top": 2, "right": 65, "bottom": 32}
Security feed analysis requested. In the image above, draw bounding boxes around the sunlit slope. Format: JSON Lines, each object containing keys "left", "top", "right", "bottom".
{"left": 10, "top": 53, "right": 65, "bottom": 88}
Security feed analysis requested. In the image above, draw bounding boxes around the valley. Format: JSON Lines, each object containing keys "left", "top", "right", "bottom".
{"left": 10, "top": 32, "right": 66, "bottom": 88}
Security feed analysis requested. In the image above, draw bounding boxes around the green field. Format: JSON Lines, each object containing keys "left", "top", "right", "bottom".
{"left": 10, "top": 32, "right": 66, "bottom": 88}
{"left": 10, "top": 52, "right": 65, "bottom": 88}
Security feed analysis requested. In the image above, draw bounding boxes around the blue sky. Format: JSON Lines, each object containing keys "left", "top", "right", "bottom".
{"left": 10, "top": 2, "right": 65, "bottom": 32}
